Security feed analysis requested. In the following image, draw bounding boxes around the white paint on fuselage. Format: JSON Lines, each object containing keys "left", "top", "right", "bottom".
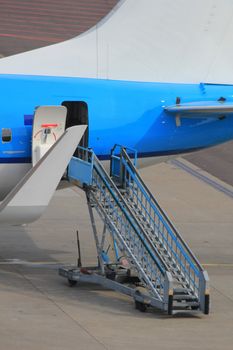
{"left": 1, "top": 0, "right": 233, "bottom": 84}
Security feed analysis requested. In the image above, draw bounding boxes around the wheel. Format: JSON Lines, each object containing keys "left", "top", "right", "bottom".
{"left": 167, "top": 295, "right": 173, "bottom": 315}
{"left": 106, "top": 270, "right": 116, "bottom": 281}
{"left": 68, "top": 279, "right": 77, "bottom": 287}
{"left": 204, "top": 295, "right": 210, "bottom": 315}
{"left": 135, "top": 300, "right": 147, "bottom": 312}
{"left": 191, "top": 305, "right": 199, "bottom": 310}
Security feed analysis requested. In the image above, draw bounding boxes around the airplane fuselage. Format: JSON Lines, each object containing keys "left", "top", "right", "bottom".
{"left": 0, "top": 74, "right": 233, "bottom": 198}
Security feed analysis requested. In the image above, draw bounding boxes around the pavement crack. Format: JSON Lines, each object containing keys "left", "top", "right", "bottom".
{"left": 211, "top": 284, "right": 233, "bottom": 304}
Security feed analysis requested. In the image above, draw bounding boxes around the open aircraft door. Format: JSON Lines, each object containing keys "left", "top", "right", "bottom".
{"left": 32, "top": 106, "right": 67, "bottom": 166}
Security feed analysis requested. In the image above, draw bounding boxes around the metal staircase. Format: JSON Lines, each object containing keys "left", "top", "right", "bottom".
{"left": 59, "top": 145, "right": 210, "bottom": 315}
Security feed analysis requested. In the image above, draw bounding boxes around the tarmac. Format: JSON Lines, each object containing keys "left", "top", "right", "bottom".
{"left": 0, "top": 158, "right": 233, "bottom": 350}
{"left": 0, "top": 1, "right": 233, "bottom": 348}
{"left": 0, "top": 0, "right": 118, "bottom": 56}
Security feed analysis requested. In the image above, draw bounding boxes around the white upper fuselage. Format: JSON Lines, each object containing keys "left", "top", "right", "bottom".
{"left": 0, "top": 0, "right": 233, "bottom": 84}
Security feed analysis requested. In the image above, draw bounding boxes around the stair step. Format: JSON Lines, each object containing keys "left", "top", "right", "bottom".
{"left": 173, "top": 288, "right": 190, "bottom": 294}
{"left": 118, "top": 189, "right": 127, "bottom": 194}
{"left": 173, "top": 301, "right": 200, "bottom": 310}
{"left": 173, "top": 294, "right": 198, "bottom": 301}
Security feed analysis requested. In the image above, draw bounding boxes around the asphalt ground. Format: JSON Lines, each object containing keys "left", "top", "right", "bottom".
{"left": 0, "top": 3, "right": 233, "bottom": 348}
{"left": 0, "top": 160, "right": 233, "bottom": 349}
{"left": 185, "top": 142, "right": 233, "bottom": 187}
{"left": 0, "top": 0, "right": 118, "bottom": 56}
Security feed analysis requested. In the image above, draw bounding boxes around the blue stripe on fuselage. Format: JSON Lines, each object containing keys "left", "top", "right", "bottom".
{"left": 0, "top": 157, "right": 31, "bottom": 164}
{"left": 0, "top": 74, "right": 233, "bottom": 164}
{"left": 24, "top": 114, "right": 33, "bottom": 126}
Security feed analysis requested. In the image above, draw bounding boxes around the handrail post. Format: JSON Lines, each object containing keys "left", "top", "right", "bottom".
{"left": 164, "top": 271, "right": 173, "bottom": 315}
{"left": 119, "top": 147, "right": 126, "bottom": 188}
{"left": 110, "top": 144, "right": 117, "bottom": 178}
{"left": 199, "top": 270, "right": 210, "bottom": 314}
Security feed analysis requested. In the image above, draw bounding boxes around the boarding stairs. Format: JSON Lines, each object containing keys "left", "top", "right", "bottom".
{"left": 59, "top": 145, "right": 209, "bottom": 315}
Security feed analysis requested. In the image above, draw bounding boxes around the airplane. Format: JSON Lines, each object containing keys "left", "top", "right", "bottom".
{"left": 0, "top": 0, "right": 233, "bottom": 225}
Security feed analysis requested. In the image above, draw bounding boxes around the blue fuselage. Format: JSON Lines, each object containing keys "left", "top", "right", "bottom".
{"left": 1, "top": 74, "right": 233, "bottom": 163}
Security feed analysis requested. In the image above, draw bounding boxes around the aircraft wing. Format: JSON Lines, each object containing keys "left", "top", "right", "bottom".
{"left": 0, "top": 125, "right": 87, "bottom": 225}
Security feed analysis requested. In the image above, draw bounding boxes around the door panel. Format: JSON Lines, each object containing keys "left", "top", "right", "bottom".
{"left": 32, "top": 106, "right": 67, "bottom": 166}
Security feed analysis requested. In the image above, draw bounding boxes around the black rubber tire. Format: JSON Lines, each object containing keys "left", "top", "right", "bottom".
{"left": 68, "top": 279, "right": 77, "bottom": 287}
{"left": 204, "top": 295, "right": 210, "bottom": 315}
{"left": 167, "top": 295, "right": 173, "bottom": 315}
{"left": 191, "top": 305, "right": 199, "bottom": 310}
{"left": 135, "top": 300, "right": 147, "bottom": 312}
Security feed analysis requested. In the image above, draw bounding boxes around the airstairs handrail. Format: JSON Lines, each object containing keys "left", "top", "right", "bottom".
{"left": 110, "top": 143, "right": 138, "bottom": 168}
{"left": 121, "top": 147, "right": 204, "bottom": 272}
{"left": 68, "top": 145, "right": 209, "bottom": 314}
{"left": 92, "top": 154, "right": 169, "bottom": 274}
{"left": 91, "top": 155, "right": 173, "bottom": 302}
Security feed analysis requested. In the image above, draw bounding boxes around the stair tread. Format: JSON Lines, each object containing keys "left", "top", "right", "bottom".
{"left": 174, "top": 288, "right": 190, "bottom": 294}
{"left": 173, "top": 294, "right": 197, "bottom": 301}
{"left": 173, "top": 302, "right": 200, "bottom": 310}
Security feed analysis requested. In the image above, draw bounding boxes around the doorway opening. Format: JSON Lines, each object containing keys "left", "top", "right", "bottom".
{"left": 62, "top": 101, "right": 89, "bottom": 157}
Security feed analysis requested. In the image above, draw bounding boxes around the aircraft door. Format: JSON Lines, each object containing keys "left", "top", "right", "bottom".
{"left": 32, "top": 106, "right": 67, "bottom": 166}
{"left": 62, "top": 101, "right": 88, "bottom": 155}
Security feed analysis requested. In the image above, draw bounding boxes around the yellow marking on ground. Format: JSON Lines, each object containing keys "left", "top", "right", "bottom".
{"left": 0, "top": 260, "right": 65, "bottom": 265}
{"left": 203, "top": 263, "right": 233, "bottom": 267}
